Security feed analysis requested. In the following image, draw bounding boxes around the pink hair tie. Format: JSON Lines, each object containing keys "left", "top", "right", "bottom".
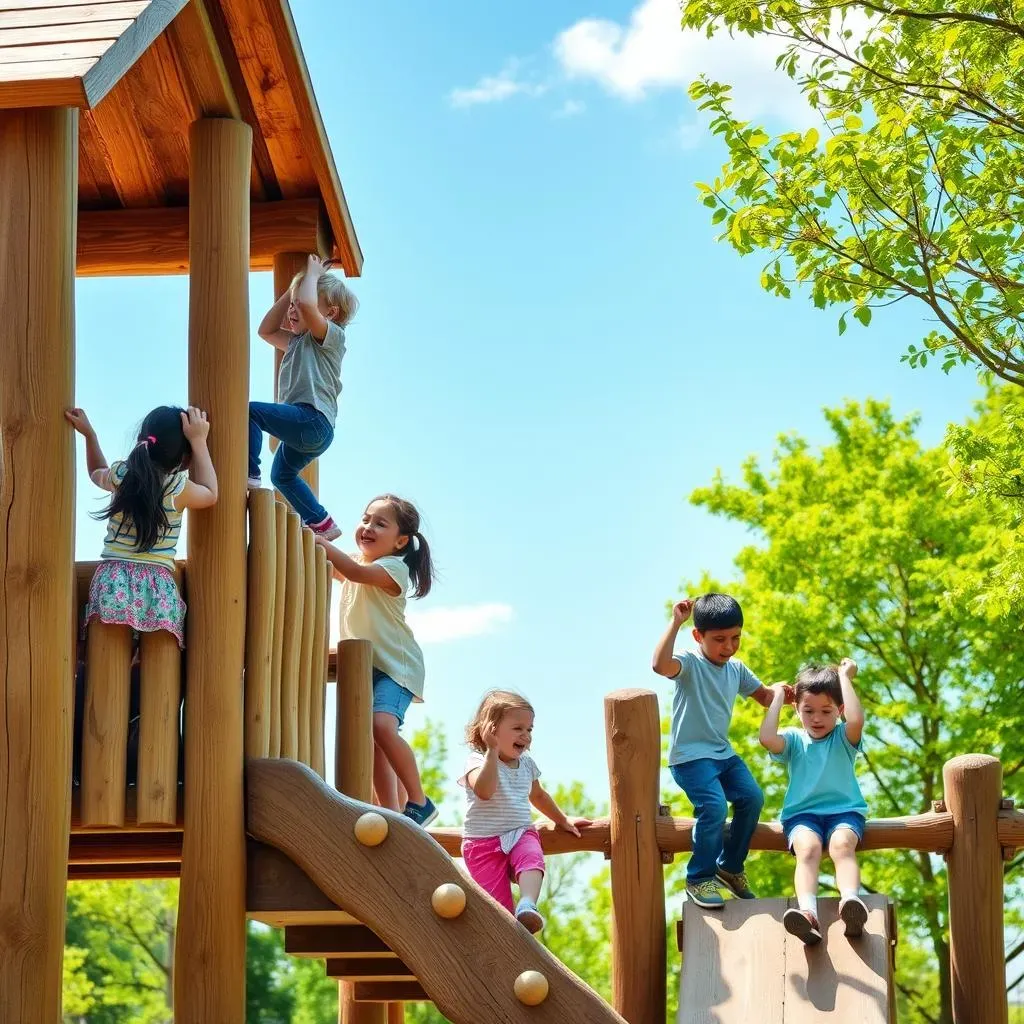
{"left": 146, "top": 435, "right": 157, "bottom": 445}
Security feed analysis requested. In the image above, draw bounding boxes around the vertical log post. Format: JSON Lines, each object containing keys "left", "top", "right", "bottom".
{"left": 0, "top": 105, "right": 77, "bottom": 1022}
{"left": 175, "top": 116, "right": 252, "bottom": 1023}
{"left": 310, "top": 546, "right": 329, "bottom": 777}
{"left": 245, "top": 489, "right": 276, "bottom": 758}
{"left": 944, "top": 754, "right": 1007, "bottom": 1024}
{"left": 270, "top": 500, "right": 288, "bottom": 757}
{"left": 298, "top": 527, "right": 316, "bottom": 765}
{"left": 272, "top": 251, "right": 319, "bottom": 496}
{"left": 605, "top": 688, "right": 666, "bottom": 1024}
{"left": 81, "top": 621, "right": 132, "bottom": 826}
{"left": 137, "top": 624, "right": 182, "bottom": 826}
{"left": 280, "top": 510, "right": 303, "bottom": 759}
{"left": 335, "top": 638, "right": 386, "bottom": 1024}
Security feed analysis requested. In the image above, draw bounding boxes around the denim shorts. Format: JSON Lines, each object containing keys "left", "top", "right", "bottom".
{"left": 782, "top": 811, "right": 866, "bottom": 851}
{"left": 372, "top": 669, "right": 414, "bottom": 728}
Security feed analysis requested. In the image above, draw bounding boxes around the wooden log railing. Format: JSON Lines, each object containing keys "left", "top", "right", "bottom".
{"left": 244, "top": 490, "right": 332, "bottom": 776}
{"left": 71, "top": 493, "right": 332, "bottom": 831}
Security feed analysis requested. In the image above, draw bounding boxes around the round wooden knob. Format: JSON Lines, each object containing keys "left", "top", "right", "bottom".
{"left": 431, "top": 883, "right": 467, "bottom": 919}
{"left": 354, "top": 811, "right": 389, "bottom": 847}
{"left": 514, "top": 970, "right": 549, "bottom": 1006}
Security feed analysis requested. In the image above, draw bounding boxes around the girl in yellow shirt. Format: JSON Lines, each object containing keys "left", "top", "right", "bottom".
{"left": 317, "top": 494, "right": 437, "bottom": 826}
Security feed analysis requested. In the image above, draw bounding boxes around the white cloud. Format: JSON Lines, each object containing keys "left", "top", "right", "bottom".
{"left": 329, "top": 592, "right": 513, "bottom": 646}
{"left": 554, "top": 0, "right": 808, "bottom": 122}
{"left": 554, "top": 99, "right": 586, "bottom": 119}
{"left": 450, "top": 62, "right": 547, "bottom": 108}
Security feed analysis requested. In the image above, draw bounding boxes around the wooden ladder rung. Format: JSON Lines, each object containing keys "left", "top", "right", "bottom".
{"left": 353, "top": 981, "right": 428, "bottom": 1003}
{"left": 326, "top": 957, "right": 415, "bottom": 982}
{"left": 284, "top": 924, "right": 396, "bottom": 959}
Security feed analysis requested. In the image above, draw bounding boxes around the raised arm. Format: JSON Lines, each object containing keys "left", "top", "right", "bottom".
{"left": 175, "top": 407, "right": 218, "bottom": 510}
{"left": 529, "top": 779, "right": 590, "bottom": 837}
{"left": 651, "top": 599, "right": 693, "bottom": 677}
{"left": 758, "top": 683, "right": 788, "bottom": 754}
{"left": 465, "top": 728, "right": 501, "bottom": 800}
{"left": 314, "top": 537, "right": 402, "bottom": 596}
{"left": 838, "top": 658, "right": 864, "bottom": 746}
{"left": 65, "top": 408, "right": 112, "bottom": 489}
{"left": 257, "top": 289, "right": 294, "bottom": 352}
{"left": 294, "top": 255, "right": 330, "bottom": 342}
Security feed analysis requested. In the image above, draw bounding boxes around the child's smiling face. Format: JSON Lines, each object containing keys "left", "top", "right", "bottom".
{"left": 496, "top": 708, "right": 534, "bottom": 762}
{"left": 694, "top": 626, "right": 742, "bottom": 665}
{"left": 355, "top": 500, "right": 408, "bottom": 561}
{"left": 797, "top": 692, "right": 842, "bottom": 739}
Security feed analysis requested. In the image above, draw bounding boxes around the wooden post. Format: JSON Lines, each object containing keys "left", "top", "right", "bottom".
{"left": 272, "top": 251, "right": 318, "bottom": 496}
{"left": 944, "top": 754, "right": 1007, "bottom": 1024}
{"left": 81, "top": 621, "right": 132, "bottom": 826}
{"left": 137, "top": 627, "right": 182, "bottom": 826}
{"left": 280, "top": 510, "right": 303, "bottom": 759}
{"left": 175, "top": 116, "right": 252, "bottom": 1023}
{"left": 245, "top": 489, "right": 276, "bottom": 758}
{"left": 0, "top": 105, "right": 77, "bottom": 1022}
{"left": 298, "top": 527, "right": 316, "bottom": 765}
{"left": 310, "top": 547, "right": 330, "bottom": 777}
{"left": 270, "top": 500, "right": 288, "bottom": 757}
{"left": 335, "top": 638, "right": 386, "bottom": 1024}
{"left": 605, "top": 689, "right": 666, "bottom": 1024}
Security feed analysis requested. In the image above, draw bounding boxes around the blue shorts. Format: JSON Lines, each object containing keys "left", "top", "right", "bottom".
{"left": 372, "top": 669, "right": 414, "bottom": 728}
{"left": 782, "top": 811, "right": 866, "bottom": 851}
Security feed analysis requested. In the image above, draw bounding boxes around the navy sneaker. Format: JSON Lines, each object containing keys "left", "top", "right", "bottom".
{"left": 403, "top": 797, "right": 438, "bottom": 827}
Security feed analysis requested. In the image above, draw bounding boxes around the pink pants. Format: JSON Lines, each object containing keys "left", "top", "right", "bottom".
{"left": 462, "top": 828, "right": 546, "bottom": 913}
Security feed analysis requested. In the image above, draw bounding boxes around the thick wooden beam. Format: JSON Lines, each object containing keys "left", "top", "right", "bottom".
{"left": 605, "top": 690, "right": 665, "bottom": 1024}
{"left": 354, "top": 983, "right": 428, "bottom": 1004}
{"left": 175, "top": 116, "right": 251, "bottom": 1024}
{"left": 76, "top": 198, "right": 325, "bottom": 276}
{"left": 944, "top": 755, "right": 1007, "bottom": 1024}
{"left": 328, "top": 959, "right": 415, "bottom": 982}
{"left": 286, "top": 925, "right": 396, "bottom": 960}
{"left": 69, "top": 831, "right": 183, "bottom": 866}
{"left": 0, "top": 104, "right": 77, "bottom": 1024}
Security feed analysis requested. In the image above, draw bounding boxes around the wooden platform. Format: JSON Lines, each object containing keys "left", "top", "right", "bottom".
{"left": 677, "top": 896, "right": 894, "bottom": 1023}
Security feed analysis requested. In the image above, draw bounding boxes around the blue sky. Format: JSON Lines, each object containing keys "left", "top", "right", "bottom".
{"left": 73, "top": 0, "right": 981, "bottom": 819}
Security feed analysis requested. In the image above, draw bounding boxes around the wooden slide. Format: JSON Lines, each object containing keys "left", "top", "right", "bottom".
{"left": 246, "top": 758, "right": 626, "bottom": 1024}
{"left": 677, "top": 895, "right": 895, "bottom": 1023}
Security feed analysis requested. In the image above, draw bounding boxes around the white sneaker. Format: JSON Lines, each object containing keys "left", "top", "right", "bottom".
{"left": 839, "top": 895, "right": 868, "bottom": 938}
{"left": 247, "top": 476, "right": 262, "bottom": 490}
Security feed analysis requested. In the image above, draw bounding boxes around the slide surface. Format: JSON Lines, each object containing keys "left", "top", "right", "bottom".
{"left": 246, "top": 758, "right": 625, "bottom": 1024}
{"left": 678, "top": 895, "right": 894, "bottom": 1023}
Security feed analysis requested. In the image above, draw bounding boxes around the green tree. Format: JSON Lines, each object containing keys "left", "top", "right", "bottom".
{"left": 681, "top": 0, "right": 1024, "bottom": 383}
{"left": 664, "top": 397, "right": 1023, "bottom": 1023}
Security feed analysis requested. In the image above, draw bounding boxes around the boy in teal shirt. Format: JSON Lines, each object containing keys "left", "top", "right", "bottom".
{"left": 760, "top": 658, "right": 869, "bottom": 945}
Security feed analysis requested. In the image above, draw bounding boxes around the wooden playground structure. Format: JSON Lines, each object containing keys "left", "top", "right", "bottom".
{"left": 0, "top": 2, "right": 1020, "bottom": 1022}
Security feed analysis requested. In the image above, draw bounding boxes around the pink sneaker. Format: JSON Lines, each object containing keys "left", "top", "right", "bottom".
{"left": 309, "top": 516, "right": 341, "bottom": 541}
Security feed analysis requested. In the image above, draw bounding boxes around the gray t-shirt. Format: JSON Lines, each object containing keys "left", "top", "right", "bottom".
{"left": 277, "top": 320, "right": 346, "bottom": 423}
{"left": 668, "top": 650, "right": 762, "bottom": 766}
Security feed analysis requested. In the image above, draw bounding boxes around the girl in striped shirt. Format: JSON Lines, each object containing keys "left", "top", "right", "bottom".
{"left": 67, "top": 405, "right": 218, "bottom": 648}
{"left": 460, "top": 691, "right": 590, "bottom": 934}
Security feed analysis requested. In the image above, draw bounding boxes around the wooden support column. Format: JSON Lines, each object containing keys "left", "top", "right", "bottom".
{"left": 176, "top": 116, "right": 252, "bottom": 1023}
{"left": 944, "top": 754, "right": 1007, "bottom": 1024}
{"left": 605, "top": 689, "right": 666, "bottom": 1024}
{"left": 0, "top": 105, "right": 77, "bottom": 1024}
{"left": 272, "top": 251, "right": 319, "bottom": 496}
{"left": 335, "top": 639, "right": 387, "bottom": 1024}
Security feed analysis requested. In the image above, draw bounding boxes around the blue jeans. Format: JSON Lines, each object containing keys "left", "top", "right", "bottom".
{"left": 783, "top": 811, "right": 866, "bottom": 851}
{"left": 372, "top": 669, "right": 415, "bottom": 728}
{"left": 249, "top": 401, "right": 333, "bottom": 524}
{"left": 671, "top": 755, "right": 764, "bottom": 883}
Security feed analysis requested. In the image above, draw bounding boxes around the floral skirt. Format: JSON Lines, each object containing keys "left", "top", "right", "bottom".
{"left": 84, "top": 559, "right": 186, "bottom": 648}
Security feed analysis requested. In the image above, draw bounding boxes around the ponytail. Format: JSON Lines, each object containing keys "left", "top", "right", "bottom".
{"left": 406, "top": 531, "right": 434, "bottom": 600}
{"left": 93, "top": 406, "right": 190, "bottom": 553}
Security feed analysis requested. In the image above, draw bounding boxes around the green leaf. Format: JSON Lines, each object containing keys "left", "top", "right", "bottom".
{"left": 854, "top": 305, "right": 873, "bottom": 327}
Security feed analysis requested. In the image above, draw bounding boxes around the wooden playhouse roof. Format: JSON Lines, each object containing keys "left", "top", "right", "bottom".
{"left": 0, "top": 0, "right": 362, "bottom": 276}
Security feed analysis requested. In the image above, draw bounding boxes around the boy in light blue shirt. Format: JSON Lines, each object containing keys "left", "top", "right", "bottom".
{"left": 652, "top": 593, "right": 776, "bottom": 909}
{"left": 760, "top": 658, "right": 869, "bottom": 946}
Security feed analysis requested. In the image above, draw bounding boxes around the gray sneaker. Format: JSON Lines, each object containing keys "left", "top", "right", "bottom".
{"left": 686, "top": 879, "right": 725, "bottom": 909}
{"left": 716, "top": 867, "right": 756, "bottom": 899}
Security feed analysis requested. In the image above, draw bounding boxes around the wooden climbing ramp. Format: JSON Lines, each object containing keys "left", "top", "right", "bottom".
{"left": 246, "top": 758, "right": 625, "bottom": 1024}
{"left": 677, "top": 896, "right": 895, "bottom": 1023}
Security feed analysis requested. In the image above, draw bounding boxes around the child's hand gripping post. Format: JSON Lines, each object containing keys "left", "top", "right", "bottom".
{"left": 65, "top": 407, "right": 110, "bottom": 488}
{"left": 177, "top": 406, "right": 218, "bottom": 510}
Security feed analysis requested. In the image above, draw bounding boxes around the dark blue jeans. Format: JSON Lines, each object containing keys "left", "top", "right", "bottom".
{"left": 671, "top": 755, "right": 764, "bottom": 883}
{"left": 248, "top": 401, "right": 333, "bottom": 524}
